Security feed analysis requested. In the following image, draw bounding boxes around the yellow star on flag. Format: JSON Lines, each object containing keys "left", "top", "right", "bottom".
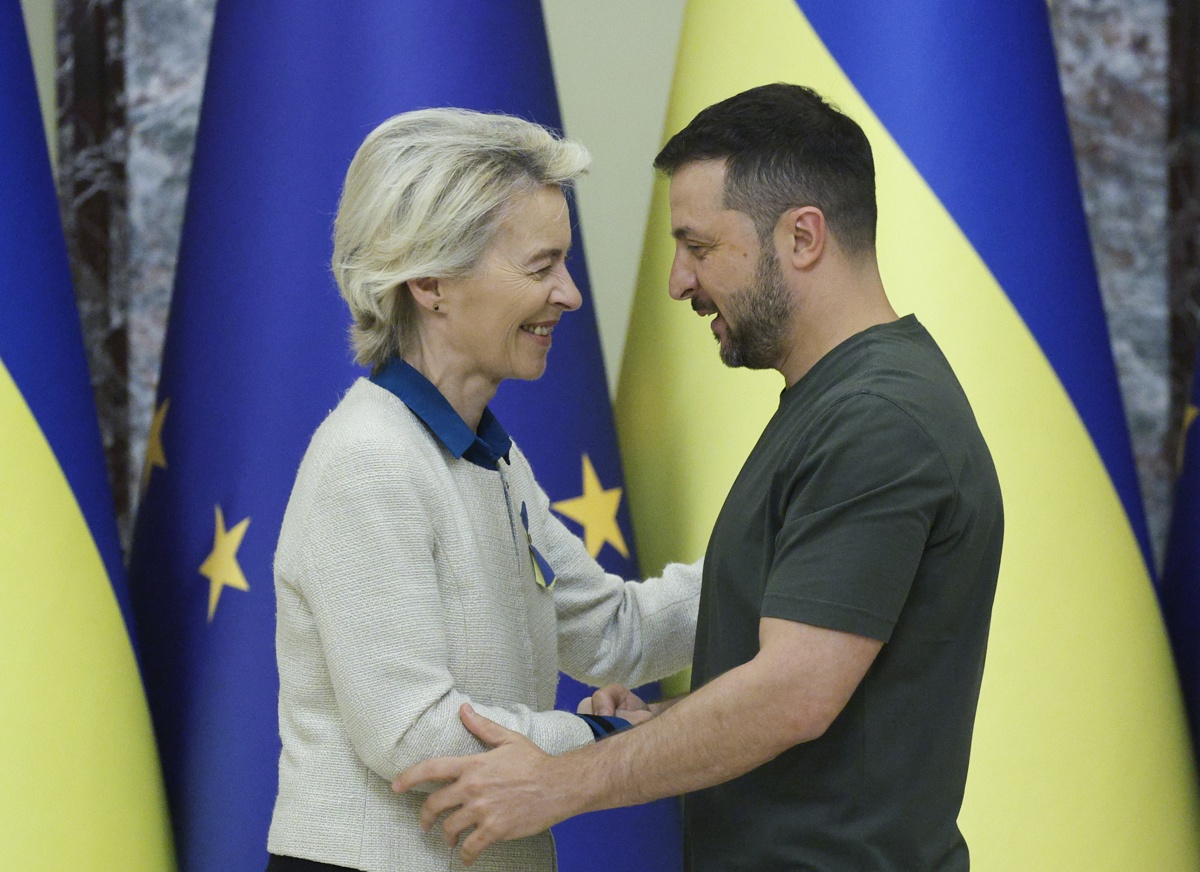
{"left": 139, "top": 397, "right": 170, "bottom": 495}
{"left": 552, "top": 454, "right": 629, "bottom": 559}
{"left": 199, "top": 504, "right": 251, "bottom": 622}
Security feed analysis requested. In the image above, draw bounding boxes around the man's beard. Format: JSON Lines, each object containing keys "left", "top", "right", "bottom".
{"left": 719, "top": 248, "right": 794, "bottom": 370}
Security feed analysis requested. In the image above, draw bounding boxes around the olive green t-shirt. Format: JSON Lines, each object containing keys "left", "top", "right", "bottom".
{"left": 684, "top": 316, "right": 1003, "bottom": 871}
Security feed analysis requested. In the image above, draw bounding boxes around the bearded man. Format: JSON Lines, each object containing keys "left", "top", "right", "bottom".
{"left": 396, "top": 83, "right": 1004, "bottom": 872}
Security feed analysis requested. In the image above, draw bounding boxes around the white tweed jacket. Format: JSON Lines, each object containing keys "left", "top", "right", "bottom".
{"left": 268, "top": 379, "right": 701, "bottom": 871}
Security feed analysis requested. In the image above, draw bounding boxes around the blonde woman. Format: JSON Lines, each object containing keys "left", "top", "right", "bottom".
{"left": 265, "top": 109, "right": 700, "bottom": 872}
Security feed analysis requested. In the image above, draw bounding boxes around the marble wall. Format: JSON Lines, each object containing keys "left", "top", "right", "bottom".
{"left": 106, "top": 1, "right": 1181, "bottom": 559}
{"left": 124, "top": 0, "right": 215, "bottom": 527}
{"left": 1050, "top": 0, "right": 1172, "bottom": 554}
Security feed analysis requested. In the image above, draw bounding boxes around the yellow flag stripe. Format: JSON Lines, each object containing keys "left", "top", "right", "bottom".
{"left": 616, "top": 0, "right": 1200, "bottom": 866}
{"left": 0, "top": 357, "right": 174, "bottom": 869}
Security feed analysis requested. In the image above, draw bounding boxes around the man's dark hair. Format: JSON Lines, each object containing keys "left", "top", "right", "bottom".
{"left": 654, "top": 83, "right": 877, "bottom": 255}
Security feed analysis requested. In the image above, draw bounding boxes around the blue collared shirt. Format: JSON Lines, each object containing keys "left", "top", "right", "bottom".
{"left": 370, "top": 356, "right": 511, "bottom": 470}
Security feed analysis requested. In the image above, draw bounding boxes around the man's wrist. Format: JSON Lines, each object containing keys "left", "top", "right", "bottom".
{"left": 549, "top": 736, "right": 614, "bottom": 817}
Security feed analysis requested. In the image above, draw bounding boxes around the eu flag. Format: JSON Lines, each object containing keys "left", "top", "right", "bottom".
{"left": 0, "top": 0, "right": 173, "bottom": 866}
{"left": 1162, "top": 349, "right": 1200, "bottom": 763}
{"left": 127, "top": 3, "right": 680, "bottom": 870}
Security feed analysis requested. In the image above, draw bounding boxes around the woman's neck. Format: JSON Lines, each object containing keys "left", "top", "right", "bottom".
{"left": 401, "top": 348, "right": 497, "bottom": 432}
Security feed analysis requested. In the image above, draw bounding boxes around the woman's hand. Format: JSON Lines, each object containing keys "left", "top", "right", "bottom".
{"left": 613, "top": 706, "right": 654, "bottom": 726}
{"left": 578, "top": 684, "right": 650, "bottom": 718}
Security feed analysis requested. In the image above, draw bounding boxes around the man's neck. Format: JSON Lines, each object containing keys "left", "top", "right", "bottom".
{"left": 776, "top": 266, "right": 897, "bottom": 388}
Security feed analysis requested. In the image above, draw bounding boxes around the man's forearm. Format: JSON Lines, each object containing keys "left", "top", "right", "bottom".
{"left": 557, "top": 618, "right": 882, "bottom": 816}
{"left": 557, "top": 655, "right": 812, "bottom": 814}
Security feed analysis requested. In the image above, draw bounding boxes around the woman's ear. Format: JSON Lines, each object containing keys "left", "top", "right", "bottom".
{"left": 407, "top": 276, "right": 443, "bottom": 313}
{"left": 778, "top": 206, "right": 826, "bottom": 270}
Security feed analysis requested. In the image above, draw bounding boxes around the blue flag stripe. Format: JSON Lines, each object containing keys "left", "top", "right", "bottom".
{"left": 0, "top": 0, "right": 131, "bottom": 623}
{"left": 794, "top": 0, "right": 1151, "bottom": 564}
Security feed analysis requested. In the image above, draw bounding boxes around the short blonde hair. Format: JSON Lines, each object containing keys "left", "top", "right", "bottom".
{"left": 332, "top": 108, "right": 591, "bottom": 370}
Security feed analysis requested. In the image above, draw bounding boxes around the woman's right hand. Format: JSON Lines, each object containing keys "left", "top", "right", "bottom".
{"left": 578, "top": 684, "right": 649, "bottom": 718}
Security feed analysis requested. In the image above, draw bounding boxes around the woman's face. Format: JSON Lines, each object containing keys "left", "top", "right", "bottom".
{"left": 439, "top": 185, "right": 582, "bottom": 385}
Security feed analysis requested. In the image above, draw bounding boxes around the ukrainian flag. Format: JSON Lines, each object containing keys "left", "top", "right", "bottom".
{"left": 0, "top": 0, "right": 173, "bottom": 867}
{"left": 617, "top": 1, "right": 1200, "bottom": 866}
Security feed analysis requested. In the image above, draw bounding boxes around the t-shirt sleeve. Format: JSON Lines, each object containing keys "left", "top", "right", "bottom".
{"left": 760, "top": 392, "right": 952, "bottom": 642}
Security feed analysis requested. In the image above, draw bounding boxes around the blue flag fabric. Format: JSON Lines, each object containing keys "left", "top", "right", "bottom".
{"left": 1162, "top": 352, "right": 1200, "bottom": 758}
{"left": 0, "top": 2, "right": 127, "bottom": 613}
{"left": 0, "top": 0, "right": 173, "bottom": 865}
{"left": 127, "top": 3, "right": 679, "bottom": 870}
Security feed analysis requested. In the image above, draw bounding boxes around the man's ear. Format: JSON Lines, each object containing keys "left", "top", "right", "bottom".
{"left": 407, "top": 276, "right": 443, "bottom": 312}
{"left": 778, "top": 206, "right": 826, "bottom": 270}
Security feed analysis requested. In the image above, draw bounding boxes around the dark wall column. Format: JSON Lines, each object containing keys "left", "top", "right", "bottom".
{"left": 56, "top": 0, "right": 131, "bottom": 543}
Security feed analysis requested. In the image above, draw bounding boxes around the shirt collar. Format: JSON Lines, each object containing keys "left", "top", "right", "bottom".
{"left": 370, "top": 356, "right": 511, "bottom": 470}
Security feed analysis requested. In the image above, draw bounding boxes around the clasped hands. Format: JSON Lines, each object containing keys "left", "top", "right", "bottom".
{"left": 577, "top": 683, "right": 654, "bottom": 724}
{"left": 391, "top": 685, "right": 649, "bottom": 866}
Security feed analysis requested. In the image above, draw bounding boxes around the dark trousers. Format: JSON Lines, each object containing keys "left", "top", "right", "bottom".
{"left": 266, "top": 854, "right": 359, "bottom": 872}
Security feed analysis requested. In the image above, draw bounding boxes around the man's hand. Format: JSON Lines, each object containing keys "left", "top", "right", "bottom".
{"left": 578, "top": 684, "right": 649, "bottom": 717}
{"left": 579, "top": 684, "right": 686, "bottom": 723}
{"left": 391, "top": 703, "right": 578, "bottom": 866}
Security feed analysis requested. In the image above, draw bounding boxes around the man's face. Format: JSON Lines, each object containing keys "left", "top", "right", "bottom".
{"left": 666, "top": 160, "right": 794, "bottom": 370}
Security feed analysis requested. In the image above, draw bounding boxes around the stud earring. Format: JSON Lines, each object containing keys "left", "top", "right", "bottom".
{"left": 433, "top": 303, "right": 440, "bottom": 311}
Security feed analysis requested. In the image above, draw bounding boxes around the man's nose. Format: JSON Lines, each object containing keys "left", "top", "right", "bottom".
{"left": 668, "top": 253, "right": 696, "bottom": 301}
